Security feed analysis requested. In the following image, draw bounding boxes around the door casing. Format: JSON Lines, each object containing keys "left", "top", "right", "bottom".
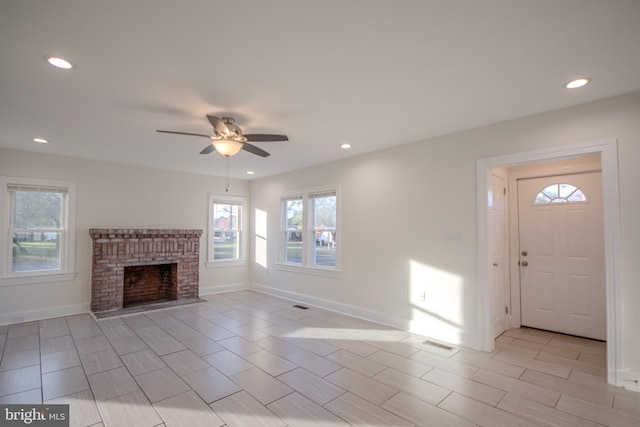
{"left": 476, "top": 139, "right": 621, "bottom": 386}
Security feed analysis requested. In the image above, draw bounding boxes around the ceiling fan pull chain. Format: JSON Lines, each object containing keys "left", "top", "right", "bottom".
{"left": 225, "top": 156, "right": 230, "bottom": 192}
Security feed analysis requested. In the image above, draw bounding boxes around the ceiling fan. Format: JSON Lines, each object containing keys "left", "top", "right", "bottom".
{"left": 156, "top": 115, "right": 288, "bottom": 158}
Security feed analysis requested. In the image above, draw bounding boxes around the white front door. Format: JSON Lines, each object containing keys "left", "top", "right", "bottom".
{"left": 518, "top": 172, "right": 605, "bottom": 340}
{"left": 490, "top": 170, "right": 509, "bottom": 338}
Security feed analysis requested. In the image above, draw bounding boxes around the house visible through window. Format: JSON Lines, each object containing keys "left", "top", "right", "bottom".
{"left": 1, "top": 177, "right": 76, "bottom": 285}
{"left": 208, "top": 195, "right": 246, "bottom": 266}
{"left": 280, "top": 185, "right": 339, "bottom": 270}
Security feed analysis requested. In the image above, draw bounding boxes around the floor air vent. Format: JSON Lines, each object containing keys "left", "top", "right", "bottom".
{"left": 423, "top": 340, "right": 454, "bottom": 351}
{"left": 293, "top": 304, "right": 309, "bottom": 310}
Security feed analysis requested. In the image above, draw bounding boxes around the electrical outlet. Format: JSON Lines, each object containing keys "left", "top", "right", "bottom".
{"left": 623, "top": 379, "right": 640, "bottom": 392}
{"left": 420, "top": 292, "right": 426, "bottom": 301}
{"left": 621, "top": 371, "right": 640, "bottom": 392}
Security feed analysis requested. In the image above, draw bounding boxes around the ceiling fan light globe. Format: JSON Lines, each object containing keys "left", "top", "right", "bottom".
{"left": 213, "top": 139, "right": 243, "bottom": 156}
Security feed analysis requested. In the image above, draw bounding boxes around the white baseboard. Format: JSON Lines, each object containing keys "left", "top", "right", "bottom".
{"left": 0, "top": 303, "right": 90, "bottom": 326}
{"left": 199, "top": 282, "right": 250, "bottom": 296}
{"left": 620, "top": 370, "right": 640, "bottom": 393}
{"left": 250, "top": 282, "right": 481, "bottom": 350}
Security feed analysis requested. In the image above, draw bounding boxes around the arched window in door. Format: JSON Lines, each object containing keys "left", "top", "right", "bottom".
{"left": 533, "top": 183, "right": 587, "bottom": 204}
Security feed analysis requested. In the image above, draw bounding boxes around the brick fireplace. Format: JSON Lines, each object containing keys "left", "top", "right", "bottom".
{"left": 89, "top": 229, "right": 203, "bottom": 313}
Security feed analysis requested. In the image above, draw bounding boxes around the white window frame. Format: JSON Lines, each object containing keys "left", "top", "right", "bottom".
{"left": 277, "top": 184, "right": 341, "bottom": 275}
{"left": 0, "top": 176, "right": 77, "bottom": 286}
{"left": 206, "top": 194, "right": 247, "bottom": 268}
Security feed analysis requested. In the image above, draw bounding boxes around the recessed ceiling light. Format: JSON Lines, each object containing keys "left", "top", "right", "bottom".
{"left": 45, "top": 56, "right": 74, "bottom": 70}
{"left": 33, "top": 137, "right": 49, "bottom": 144}
{"left": 340, "top": 143, "right": 352, "bottom": 150}
{"left": 563, "top": 77, "right": 590, "bottom": 89}
{"left": 246, "top": 170, "right": 255, "bottom": 175}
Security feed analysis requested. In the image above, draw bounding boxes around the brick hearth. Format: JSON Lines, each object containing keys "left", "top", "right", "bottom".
{"left": 89, "top": 229, "right": 203, "bottom": 313}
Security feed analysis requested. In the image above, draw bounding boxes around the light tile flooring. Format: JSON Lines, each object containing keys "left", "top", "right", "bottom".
{"left": 1, "top": 290, "right": 638, "bottom": 427}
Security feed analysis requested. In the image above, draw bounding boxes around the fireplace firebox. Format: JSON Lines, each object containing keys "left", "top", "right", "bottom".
{"left": 123, "top": 263, "right": 177, "bottom": 307}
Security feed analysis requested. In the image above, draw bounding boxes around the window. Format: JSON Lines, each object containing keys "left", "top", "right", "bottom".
{"left": 0, "top": 177, "right": 76, "bottom": 285}
{"left": 282, "top": 196, "right": 303, "bottom": 264}
{"left": 279, "top": 185, "right": 340, "bottom": 271}
{"left": 533, "top": 183, "right": 587, "bottom": 204}
{"left": 208, "top": 195, "right": 246, "bottom": 266}
{"left": 311, "top": 192, "right": 337, "bottom": 267}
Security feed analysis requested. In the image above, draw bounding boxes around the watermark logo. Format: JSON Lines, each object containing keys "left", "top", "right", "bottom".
{"left": 1, "top": 405, "right": 69, "bottom": 427}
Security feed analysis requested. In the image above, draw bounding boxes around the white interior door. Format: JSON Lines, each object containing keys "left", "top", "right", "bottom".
{"left": 490, "top": 170, "right": 509, "bottom": 338}
{"left": 518, "top": 172, "right": 605, "bottom": 340}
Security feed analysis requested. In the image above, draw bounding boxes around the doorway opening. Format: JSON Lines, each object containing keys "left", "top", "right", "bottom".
{"left": 477, "top": 139, "right": 621, "bottom": 386}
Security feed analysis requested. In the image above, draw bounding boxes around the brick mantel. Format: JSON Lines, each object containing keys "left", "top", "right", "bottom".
{"left": 89, "top": 228, "right": 203, "bottom": 313}
{"left": 89, "top": 228, "right": 203, "bottom": 240}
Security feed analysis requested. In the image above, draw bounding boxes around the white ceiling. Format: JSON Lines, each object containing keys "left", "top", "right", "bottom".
{"left": 1, "top": 0, "right": 639, "bottom": 179}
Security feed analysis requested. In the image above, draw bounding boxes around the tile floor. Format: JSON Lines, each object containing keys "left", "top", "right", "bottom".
{"left": 1, "top": 290, "right": 639, "bottom": 426}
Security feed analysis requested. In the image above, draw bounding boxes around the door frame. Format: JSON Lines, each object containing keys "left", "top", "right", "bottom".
{"left": 476, "top": 139, "right": 621, "bottom": 386}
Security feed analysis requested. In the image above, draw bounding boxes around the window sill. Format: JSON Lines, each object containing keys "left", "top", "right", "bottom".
{"left": 275, "top": 263, "right": 342, "bottom": 278}
{"left": 0, "top": 271, "right": 76, "bottom": 287}
{"left": 205, "top": 260, "right": 247, "bottom": 269}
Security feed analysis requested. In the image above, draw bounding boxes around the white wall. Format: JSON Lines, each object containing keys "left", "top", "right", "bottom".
{"left": 249, "top": 91, "right": 640, "bottom": 376}
{"left": 0, "top": 149, "right": 250, "bottom": 323}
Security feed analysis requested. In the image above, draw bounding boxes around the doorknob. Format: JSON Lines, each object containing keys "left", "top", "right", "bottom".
{"left": 493, "top": 263, "right": 498, "bottom": 267}
{"left": 521, "top": 261, "right": 528, "bottom": 267}
{"left": 521, "top": 251, "right": 528, "bottom": 256}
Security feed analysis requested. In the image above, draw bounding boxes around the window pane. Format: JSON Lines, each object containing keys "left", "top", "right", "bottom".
{"left": 559, "top": 184, "right": 577, "bottom": 198}
{"left": 285, "top": 199, "right": 303, "bottom": 230}
{"left": 534, "top": 193, "right": 551, "bottom": 204}
{"left": 213, "top": 203, "right": 240, "bottom": 231}
{"left": 285, "top": 236, "right": 302, "bottom": 264}
{"left": 313, "top": 195, "right": 336, "bottom": 228}
{"left": 567, "top": 189, "right": 586, "bottom": 202}
{"left": 542, "top": 184, "right": 559, "bottom": 200}
{"left": 12, "top": 231, "right": 61, "bottom": 272}
{"left": 314, "top": 230, "right": 336, "bottom": 267}
{"left": 213, "top": 231, "right": 239, "bottom": 259}
{"left": 13, "top": 191, "right": 62, "bottom": 229}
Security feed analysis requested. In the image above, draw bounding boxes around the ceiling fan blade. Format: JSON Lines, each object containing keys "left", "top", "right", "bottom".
{"left": 245, "top": 134, "right": 289, "bottom": 142}
{"left": 206, "top": 115, "right": 230, "bottom": 136}
{"left": 241, "top": 142, "right": 271, "bottom": 157}
{"left": 200, "top": 144, "right": 215, "bottom": 154}
{"left": 156, "top": 130, "right": 212, "bottom": 138}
